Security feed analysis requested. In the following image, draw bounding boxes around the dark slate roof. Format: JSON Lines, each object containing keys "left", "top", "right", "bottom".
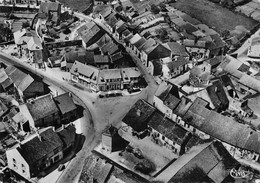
{"left": 78, "top": 24, "right": 105, "bottom": 46}
{"left": 133, "top": 37, "right": 146, "bottom": 50}
{"left": 183, "top": 39, "right": 206, "bottom": 48}
{"left": 167, "top": 57, "right": 188, "bottom": 71}
{"left": 173, "top": 96, "right": 192, "bottom": 117}
{"left": 168, "top": 141, "right": 238, "bottom": 183}
{"left": 110, "top": 52, "right": 124, "bottom": 63}
{"left": 206, "top": 80, "right": 229, "bottom": 110}
{"left": 180, "top": 14, "right": 201, "bottom": 25}
{"left": 205, "top": 56, "right": 223, "bottom": 68}
{"left": 65, "top": 49, "right": 95, "bottom": 65}
{"left": 105, "top": 11, "right": 117, "bottom": 27}
{"left": 148, "top": 111, "right": 189, "bottom": 145}
{"left": 17, "top": 127, "right": 63, "bottom": 167}
{"left": 139, "top": 38, "right": 157, "bottom": 53}
{"left": 1, "top": 78, "right": 13, "bottom": 90}
{"left": 164, "top": 94, "right": 181, "bottom": 111}
{"left": 180, "top": 23, "right": 198, "bottom": 34}
{"left": 27, "top": 94, "right": 59, "bottom": 121}
{"left": 79, "top": 154, "right": 113, "bottom": 183}
{"left": 150, "top": 60, "right": 162, "bottom": 76}
{"left": 237, "top": 63, "right": 250, "bottom": 73}
{"left": 53, "top": 93, "right": 77, "bottom": 115}
{"left": 116, "top": 24, "right": 127, "bottom": 34}
{"left": 147, "top": 44, "right": 171, "bottom": 61}
{"left": 122, "top": 99, "right": 156, "bottom": 132}
{"left": 183, "top": 97, "right": 260, "bottom": 155}
{"left": 101, "top": 41, "right": 119, "bottom": 55}
{"left": 220, "top": 74, "right": 234, "bottom": 87}
{"left": 206, "top": 34, "right": 226, "bottom": 50}
{"left": 5, "top": 66, "right": 34, "bottom": 92}
{"left": 163, "top": 42, "right": 189, "bottom": 57}
{"left": 57, "top": 125, "right": 76, "bottom": 148}
{"left": 122, "top": 29, "right": 131, "bottom": 37}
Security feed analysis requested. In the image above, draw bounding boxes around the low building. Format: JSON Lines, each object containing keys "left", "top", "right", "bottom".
{"left": 53, "top": 92, "right": 78, "bottom": 124}
{"left": 122, "top": 99, "right": 156, "bottom": 134}
{"left": 100, "top": 41, "right": 119, "bottom": 55}
{"left": 147, "top": 110, "right": 192, "bottom": 155}
{"left": 5, "top": 66, "right": 47, "bottom": 100}
{"left": 163, "top": 57, "right": 189, "bottom": 79}
{"left": 26, "top": 94, "right": 60, "bottom": 127}
{"left": 6, "top": 125, "right": 76, "bottom": 179}
{"left": 94, "top": 55, "right": 110, "bottom": 69}
{"left": 77, "top": 22, "right": 105, "bottom": 48}
{"left": 162, "top": 42, "right": 189, "bottom": 60}
{"left": 101, "top": 126, "right": 129, "bottom": 153}
{"left": 155, "top": 141, "right": 238, "bottom": 183}
{"left": 183, "top": 39, "right": 209, "bottom": 61}
{"left": 248, "top": 37, "right": 260, "bottom": 58}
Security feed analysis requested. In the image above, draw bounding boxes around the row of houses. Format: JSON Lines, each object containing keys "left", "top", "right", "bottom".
{"left": 121, "top": 99, "right": 202, "bottom": 156}
{"left": 70, "top": 61, "right": 143, "bottom": 92}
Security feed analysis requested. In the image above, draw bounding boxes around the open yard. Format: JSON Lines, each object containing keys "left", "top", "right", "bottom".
{"left": 58, "top": 0, "right": 92, "bottom": 12}
{"left": 170, "top": 0, "right": 258, "bottom": 33}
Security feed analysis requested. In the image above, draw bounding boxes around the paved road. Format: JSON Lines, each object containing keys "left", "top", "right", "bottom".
{"left": 0, "top": 52, "right": 99, "bottom": 183}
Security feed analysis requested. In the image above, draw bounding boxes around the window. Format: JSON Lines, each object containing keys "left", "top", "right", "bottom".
{"left": 162, "top": 136, "right": 165, "bottom": 140}
{"left": 22, "top": 164, "right": 26, "bottom": 174}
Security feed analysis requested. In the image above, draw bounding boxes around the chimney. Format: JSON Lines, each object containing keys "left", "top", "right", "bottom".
{"left": 136, "top": 109, "right": 141, "bottom": 116}
{"left": 36, "top": 129, "right": 42, "bottom": 141}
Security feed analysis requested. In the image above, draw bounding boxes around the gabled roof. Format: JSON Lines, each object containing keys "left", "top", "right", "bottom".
{"left": 5, "top": 66, "right": 34, "bottom": 92}
{"left": 101, "top": 41, "right": 119, "bottom": 55}
{"left": 167, "top": 57, "right": 188, "bottom": 71}
{"left": 65, "top": 49, "right": 95, "bottom": 65}
{"left": 122, "top": 99, "right": 156, "bottom": 132}
{"left": 147, "top": 44, "right": 172, "bottom": 61}
{"left": 206, "top": 80, "right": 229, "bottom": 110}
{"left": 57, "top": 125, "right": 76, "bottom": 148}
{"left": 129, "top": 34, "right": 142, "bottom": 45}
{"left": 162, "top": 42, "right": 189, "bottom": 57}
{"left": 139, "top": 38, "right": 157, "bottom": 53}
{"left": 164, "top": 94, "right": 181, "bottom": 111}
{"left": 27, "top": 36, "right": 42, "bottom": 51}
{"left": 100, "top": 6, "right": 113, "bottom": 19}
{"left": 79, "top": 154, "right": 113, "bottom": 183}
{"left": 94, "top": 55, "right": 110, "bottom": 64}
{"left": 99, "top": 69, "right": 121, "bottom": 80}
{"left": 17, "top": 127, "right": 63, "bottom": 167}
{"left": 183, "top": 39, "right": 207, "bottom": 48}
{"left": 78, "top": 23, "right": 105, "bottom": 46}
{"left": 148, "top": 111, "right": 188, "bottom": 145}
{"left": 133, "top": 37, "right": 146, "bottom": 50}
{"left": 26, "top": 94, "right": 59, "bottom": 122}
{"left": 110, "top": 52, "right": 124, "bottom": 63}
{"left": 106, "top": 13, "right": 118, "bottom": 28}
{"left": 53, "top": 93, "right": 77, "bottom": 115}
{"left": 207, "top": 34, "right": 226, "bottom": 50}
{"left": 13, "top": 28, "right": 35, "bottom": 45}
{"left": 205, "top": 56, "right": 223, "bottom": 68}
{"left": 39, "top": 2, "right": 61, "bottom": 13}
{"left": 166, "top": 141, "right": 238, "bottom": 183}
{"left": 121, "top": 67, "right": 141, "bottom": 79}
{"left": 180, "top": 23, "right": 198, "bottom": 34}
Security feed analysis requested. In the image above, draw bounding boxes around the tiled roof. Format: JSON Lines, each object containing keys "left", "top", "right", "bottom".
{"left": 53, "top": 93, "right": 77, "bottom": 115}
{"left": 205, "top": 56, "right": 223, "bottom": 68}
{"left": 122, "top": 99, "right": 156, "bottom": 132}
{"left": 148, "top": 111, "right": 189, "bottom": 145}
{"left": 99, "top": 69, "right": 121, "bottom": 80}
{"left": 206, "top": 34, "right": 226, "bottom": 50}
{"left": 147, "top": 44, "right": 171, "bottom": 61}
{"left": 78, "top": 23, "right": 104, "bottom": 46}
{"left": 39, "top": 2, "right": 60, "bottom": 13}
{"left": 26, "top": 94, "right": 59, "bottom": 121}
{"left": 94, "top": 55, "right": 110, "bottom": 64}
{"left": 206, "top": 80, "right": 229, "bottom": 110}
{"left": 167, "top": 57, "right": 188, "bottom": 71}
{"left": 101, "top": 41, "right": 119, "bottom": 55}
{"left": 183, "top": 39, "right": 206, "bottom": 48}
{"left": 139, "top": 38, "right": 157, "bottom": 53}
{"left": 57, "top": 125, "right": 76, "bottom": 148}
{"left": 167, "top": 141, "right": 238, "bottom": 183}
{"left": 17, "top": 127, "right": 63, "bottom": 167}
{"left": 133, "top": 37, "right": 146, "bottom": 50}
{"left": 162, "top": 42, "right": 188, "bottom": 57}
{"left": 79, "top": 154, "right": 113, "bottom": 183}
{"left": 180, "top": 23, "right": 198, "bottom": 34}
{"left": 110, "top": 52, "right": 124, "bottom": 62}
{"left": 164, "top": 94, "right": 181, "bottom": 111}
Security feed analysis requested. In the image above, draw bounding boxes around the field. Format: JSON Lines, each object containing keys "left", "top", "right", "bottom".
{"left": 170, "top": 0, "right": 258, "bottom": 33}
{"left": 58, "top": 0, "right": 92, "bottom": 12}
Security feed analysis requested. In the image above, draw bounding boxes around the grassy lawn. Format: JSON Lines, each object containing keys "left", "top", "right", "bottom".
{"left": 170, "top": 0, "right": 258, "bottom": 33}
{"left": 58, "top": 0, "right": 92, "bottom": 12}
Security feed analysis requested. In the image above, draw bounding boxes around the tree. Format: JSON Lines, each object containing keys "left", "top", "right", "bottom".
{"left": 156, "top": 28, "right": 168, "bottom": 41}
{"left": 151, "top": 4, "right": 160, "bottom": 14}
{"left": 0, "top": 23, "right": 12, "bottom": 43}
{"left": 159, "top": 2, "right": 167, "bottom": 12}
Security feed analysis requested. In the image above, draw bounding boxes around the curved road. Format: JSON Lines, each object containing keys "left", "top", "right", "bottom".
{"left": 0, "top": 52, "right": 100, "bottom": 183}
